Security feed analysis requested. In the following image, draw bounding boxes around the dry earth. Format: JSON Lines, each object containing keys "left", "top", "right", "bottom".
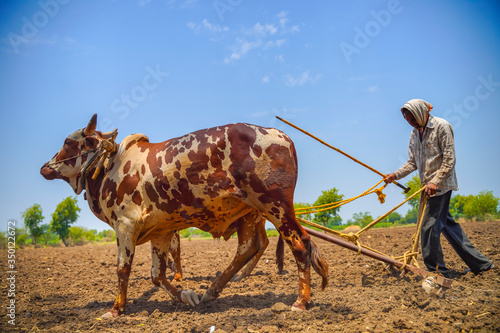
{"left": 1, "top": 221, "right": 499, "bottom": 332}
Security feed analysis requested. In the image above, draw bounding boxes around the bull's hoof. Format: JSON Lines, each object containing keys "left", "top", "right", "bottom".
{"left": 291, "top": 302, "right": 307, "bottom": 311}
{"left": 100, "top": 311, "right": 117, "bottom": 319}
{"left": 180, "top": 290, "right": 199, "bottom": 307}
{"left": 200, "top": 291, "right": 217, "bottom": 303}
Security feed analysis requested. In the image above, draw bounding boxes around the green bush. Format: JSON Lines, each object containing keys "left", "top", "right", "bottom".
{"left": 372, "top": 222, "right": 393, "bottom": 229}
{"left": 265, "top": 229, "right": 280, "bottom": 237}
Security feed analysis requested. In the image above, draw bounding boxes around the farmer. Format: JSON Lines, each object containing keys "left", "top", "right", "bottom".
{"left": 384, "top": 98, "right": 494, "bottom": 277}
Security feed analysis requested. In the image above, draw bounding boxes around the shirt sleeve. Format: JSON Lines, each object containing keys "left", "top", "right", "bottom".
{"left": 429, "top": 122, "right": 456, "bottom": 187}
{"left": 394, "top": 132, "right": 417, "bottom": 180}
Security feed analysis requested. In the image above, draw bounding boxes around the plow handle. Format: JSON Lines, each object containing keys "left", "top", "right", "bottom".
{"left": 394, "top": 181, "right": 411, "bottom": 193}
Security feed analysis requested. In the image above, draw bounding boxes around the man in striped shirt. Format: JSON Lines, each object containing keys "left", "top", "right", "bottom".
{"left": 385, "top": 99, "right": 494, "bottom": 277}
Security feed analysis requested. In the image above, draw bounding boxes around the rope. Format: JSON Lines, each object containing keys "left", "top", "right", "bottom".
{"left": 398, "top": 195, "right": 427, "bottom": 270}
{"left": 77, "top": 133, "right": 118, "bottom": 190}
{"left": 297, "top": 186, "right": 428, "bottom": 259}
{"left": 357, "top": 186, "right": 426, "bottom": 237}
{"left": 275, "top": 116, "right": 431, "bottom": 270}
{"left": 295, "top": 179, "right": 388, "bottom": 216}
{"left": 46, "top": 148, "right": 99, "bottom": 166}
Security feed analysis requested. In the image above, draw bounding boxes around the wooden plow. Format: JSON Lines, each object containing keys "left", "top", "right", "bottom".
{"left": 277, "top": 116, "right": 453, "bottom": 290}
{"left": 303, "top": 226, "right": 452, "bottom": 289}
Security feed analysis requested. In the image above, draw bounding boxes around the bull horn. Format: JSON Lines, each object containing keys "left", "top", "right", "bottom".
{"left": 84, "top": 114, "right": 97, "bottom": 136}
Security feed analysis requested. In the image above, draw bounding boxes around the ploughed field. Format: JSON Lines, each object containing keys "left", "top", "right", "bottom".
{"left": 2, "top": 221, "right": 499, "bottom": 332}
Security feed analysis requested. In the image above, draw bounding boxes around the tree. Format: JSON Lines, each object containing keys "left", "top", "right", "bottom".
{"left": 39, "top": 224, "right": 58, "bottom": 246}
{"left": 0, "top": 231, "right": 6, "bottom": 250}
{"left": 21, "top": 204, "right": 45, "bottom": 247}
{"left": 69, "top": 226, "right": 86, "bottom": 245}
{"left": 464, "top": 190, "right": 499, "bottom": 221}
{"left": 326, "top": 215, "right": 343, "bottom": 228}
{"left": 51, "top": 197, "right": 81, "bottom": 247}
{"left": 384, "top": 211, "right": 402, "bottom": 224}
{"left": 403, "top": 208, "right": 418, "bottom": 224}
{"left": 97, "top": 229, "right": 116, "bottom": 242}
{"left": 403, "top": 174, "right": 422, "bottom": 211}
{"left": 15, "top": 227, "right": 29, "bottom": 248}
{"left": 85, "top": 229, "right": 98, "bottom": 242}
{"left": 347, "top": 212, "right": 373, "bottom": 228}
{"left": 450, "top": 194, "right": 468, "bottom": 219}
{"left": 312, "top": 188, "right": 344, "bottom": 226}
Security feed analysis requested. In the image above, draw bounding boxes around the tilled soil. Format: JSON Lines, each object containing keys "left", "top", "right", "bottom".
{"left": 1, "top": 221, "right": 499, "bottom": 332}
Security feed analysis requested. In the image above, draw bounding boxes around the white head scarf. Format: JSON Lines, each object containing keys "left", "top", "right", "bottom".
{"left": 401, "top": 99, "right": 433, "bottom": 127}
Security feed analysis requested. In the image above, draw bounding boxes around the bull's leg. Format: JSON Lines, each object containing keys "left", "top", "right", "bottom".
{"left": 201, "top": 212, "right": 262, "bottom": 302}
{"left": 167, "top": 231, "right": 182, "bottom": 282}
{"left": 231, "top": 217, "right": 268, "bottom": 282}
{"left": 268, "top": 209, "right": 328, "bottom": 311}
{"left": 282, "top": 221, "right": 311, "bottom": 311}
{"left": 150, "top": 234, "right": 199, "bottom": 307}
{"left": 101, "top": 234, "right": 136, "bottom": 318}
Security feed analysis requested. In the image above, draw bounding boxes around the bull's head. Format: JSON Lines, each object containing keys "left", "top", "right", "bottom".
{"left": 40, "top": 114, "right": 116, "bottom": 194}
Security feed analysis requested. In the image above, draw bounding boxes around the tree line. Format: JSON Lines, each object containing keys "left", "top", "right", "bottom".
{"left": 2, "top": 175, "right": 499, "bottom": 248}
{"left": 1, "top": 197, "right": 116, "bottom": 249}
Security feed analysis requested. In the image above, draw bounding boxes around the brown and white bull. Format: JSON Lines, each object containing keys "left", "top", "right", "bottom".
{"left": 40, "top": 114, "right": 328, "bottom": 317}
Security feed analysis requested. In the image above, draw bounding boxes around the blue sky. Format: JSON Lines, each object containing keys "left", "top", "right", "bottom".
{"left": 1, "top": 0, "right": 499, "bottom": 232}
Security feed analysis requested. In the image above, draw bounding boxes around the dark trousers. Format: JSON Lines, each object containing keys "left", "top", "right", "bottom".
{"left": 420, "top": 190, "right": 492, "bottom": 275}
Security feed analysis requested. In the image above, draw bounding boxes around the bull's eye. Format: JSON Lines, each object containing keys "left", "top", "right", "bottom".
{"left": 65, "top": 140, "right": 73, "bottom": 146}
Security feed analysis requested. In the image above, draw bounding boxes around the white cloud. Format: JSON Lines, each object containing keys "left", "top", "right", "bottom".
{"left": 278, "top": 11, "right": 289, "bottom": 29}
{"left": 251, "top": 23, "right": 278, "bottom": 36}
{"left": 275, "top": 55, "right": 285, "bottom": 62}
{"left": 367, "top": 85, "right": 378, "bottom": 93}
{"left": 224, "top": 39, "right": 262, "bottom": 63}
{"left": 188, "top": 11, "right": 299, "bottom": 64}
{"left": 202, "top": 19, "right": 229, "bottom": 33}
{"left": 264, "top": 39, "right": 286, "bottom": 49}
{"left": 285, "top": 71, "right": 323, "bottom": 87}
{"left": 138, "top": 0, "right": 151, "bottom": 6}
{"left": 188, "top": 19, "right": 228, "bottom": 34}
{"left": 262, "top": 76, "right": 270, "bottom": 83}
{"left": 186, "top": 22, "right": 199, "bottom": 33}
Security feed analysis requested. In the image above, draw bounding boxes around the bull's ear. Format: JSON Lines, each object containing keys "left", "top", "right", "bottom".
{"left": 85, "top": 136, "right": 99, "bottom": 149}
{"left": 83, "top": 114, "right": 97, "bottom": 136}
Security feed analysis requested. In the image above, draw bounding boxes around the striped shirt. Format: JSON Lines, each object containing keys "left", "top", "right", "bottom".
{"left": 394, "top": 115, "right": 459, "bottom": 196}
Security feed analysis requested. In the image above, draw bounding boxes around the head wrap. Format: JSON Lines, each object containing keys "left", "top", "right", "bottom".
{"left": 401, "top": 99, "right": 433, "bottom": 127}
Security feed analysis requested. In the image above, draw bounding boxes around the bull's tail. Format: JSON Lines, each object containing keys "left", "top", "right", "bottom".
{"left": 276, "top": 235, "right": 284, "bottom": 274}
{"left": 310, "top": 239, "right": 329, "bottom": 290}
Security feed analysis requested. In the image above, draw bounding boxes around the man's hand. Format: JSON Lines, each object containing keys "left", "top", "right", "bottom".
{"left": 425, "top": 183, "right": 437, "bottom": 198}
{"left": 384, "top": 173, "right": 396, "bottom": 184}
